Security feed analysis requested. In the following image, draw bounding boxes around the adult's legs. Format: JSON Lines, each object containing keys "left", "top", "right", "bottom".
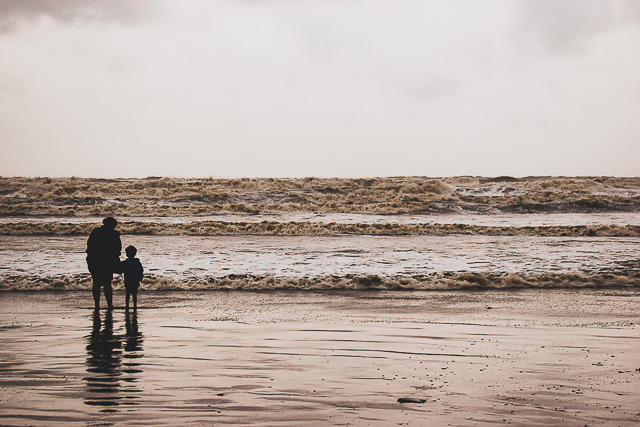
{"left": 92, "top": 277, "right": 114, "bottom": 309}
{"left": 132, "top": 291, "right": 137, "bottom": 310}
{"left": 104, "top": 281, "right": 114, "bottom": 309}
{"left": 90, "top": 262, "right": 113, "bottom": 309}
{"left": 92, "top": 279, "right": 101, "bottom": 309}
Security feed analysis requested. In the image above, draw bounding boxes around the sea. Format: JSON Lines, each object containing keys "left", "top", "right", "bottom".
{"left": 0, "top": 176, "right": 638, "bottom": 291}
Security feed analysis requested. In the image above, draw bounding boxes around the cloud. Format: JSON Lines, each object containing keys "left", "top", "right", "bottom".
{"left": 0, "top": 0, "right": 639, "bottom": 177}
{"left": 518, "top": 0, "right": 640, "bottom": 54}
{"left": 0, "top": 0, "right": 156, "bottom": 30}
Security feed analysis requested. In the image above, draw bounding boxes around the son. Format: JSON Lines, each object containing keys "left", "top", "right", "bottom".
{"left": 121, "top": 245, "right": 144, "bottom": 310}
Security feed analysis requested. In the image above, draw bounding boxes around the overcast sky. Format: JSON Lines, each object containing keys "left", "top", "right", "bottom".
{"left": 0, "top": 0, "right": 639, "bottom": 178}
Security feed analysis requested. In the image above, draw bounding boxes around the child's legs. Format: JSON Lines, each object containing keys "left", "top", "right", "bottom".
{"left": 132, "top": 290, "right": 138, "bottom": 308}
{"left": 125, "top": 289, "right": 131, "bottom": 307}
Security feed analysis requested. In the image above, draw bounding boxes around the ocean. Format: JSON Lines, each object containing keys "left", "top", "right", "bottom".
{"left": 0, "top": 176, "right": 638, "bottom": 291}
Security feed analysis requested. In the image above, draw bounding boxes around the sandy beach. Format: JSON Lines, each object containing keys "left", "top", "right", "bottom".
{"left": 1, "top": 289, "right": 638, "bottom": 426}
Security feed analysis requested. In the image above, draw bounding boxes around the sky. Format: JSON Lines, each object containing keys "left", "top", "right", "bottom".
{"left": 0, "top": 0, "right": 639, "bottom": 178}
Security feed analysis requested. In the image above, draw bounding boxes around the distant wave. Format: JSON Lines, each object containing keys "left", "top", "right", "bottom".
{"left": 1, "top": 221, "right": 638, "bottom": 236}
{"left": 1, "top": 272, "right": 638, "bottom": 291}
{"left": 1, "top": 197, "right": 637, "bottom": 217}
{"left": 2, "top": 176, "right": 639, "bottom": 216}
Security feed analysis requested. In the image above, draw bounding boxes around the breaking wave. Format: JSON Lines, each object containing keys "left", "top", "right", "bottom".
{"left": 1, "top": 221, "right": 638, "bottom": 237}
{"left": 2, "top": 176, "right": 639, "bottom": 216}
{"left": 1, "top": 272, "right": 638, "bottom": 292}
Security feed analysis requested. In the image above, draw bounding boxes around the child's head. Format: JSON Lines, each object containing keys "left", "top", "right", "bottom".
{"left": 125, "top": 245, "right": 137, "bottom": 258}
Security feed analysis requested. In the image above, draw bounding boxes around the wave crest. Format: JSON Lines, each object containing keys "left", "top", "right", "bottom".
{"left": 1, "top": 272, "right": 637, "bottom": 292}
{"left": 1, "top": 221, "right": 638, "bottom": 236}
{"left": 2, "top": 176, "right": 639, "bottom": 216}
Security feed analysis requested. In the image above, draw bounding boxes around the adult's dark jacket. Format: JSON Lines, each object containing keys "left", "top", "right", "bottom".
{"left": 86, "top": 225, "right": 122, "bottom": 276}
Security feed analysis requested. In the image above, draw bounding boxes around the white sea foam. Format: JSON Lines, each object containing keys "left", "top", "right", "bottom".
{"left": 1, "top": 235, "right": 637, "bottom": 291}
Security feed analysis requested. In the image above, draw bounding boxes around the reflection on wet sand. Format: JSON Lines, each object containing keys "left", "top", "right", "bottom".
{"left": 124, "top": 311, "right": 144, "bottom": 375}
{"left": 84, "top": 310, "right": 144, "bottom": 411}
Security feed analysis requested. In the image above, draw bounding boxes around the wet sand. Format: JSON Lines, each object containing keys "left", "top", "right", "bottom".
{"left": 1, "top": 290, "right": 639, "bottom": 425}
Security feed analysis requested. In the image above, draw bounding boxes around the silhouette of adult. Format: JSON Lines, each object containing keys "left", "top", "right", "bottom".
{"left": 86, "top": 217, "right": 122, "bottom": 310}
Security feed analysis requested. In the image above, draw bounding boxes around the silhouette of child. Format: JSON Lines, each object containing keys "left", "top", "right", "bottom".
{"left": 121, "top": 245, "right": 144, "bottom": 310}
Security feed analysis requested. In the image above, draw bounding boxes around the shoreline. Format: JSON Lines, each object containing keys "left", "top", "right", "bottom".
{"left": 1, "top": 289, "right": 639, "bottom": 425}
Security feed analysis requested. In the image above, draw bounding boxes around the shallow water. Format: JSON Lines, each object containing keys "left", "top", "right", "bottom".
{"left": 1, "top": 212, "right": 639, "bottom": 227}
{"left": 1, "top": 234, "right": 638, "bottom": 281}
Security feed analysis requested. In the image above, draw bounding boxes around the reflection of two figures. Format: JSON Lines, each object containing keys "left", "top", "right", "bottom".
{"left": 84, "top": 310, "right": 144, "bottom": 410}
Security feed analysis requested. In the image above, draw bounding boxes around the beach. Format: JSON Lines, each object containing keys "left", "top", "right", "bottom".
{"left": 1, "top": 289, "right": 638, "bottom": 425}
{"left": 1, "top": 176, "right": 639, "bottom": 424}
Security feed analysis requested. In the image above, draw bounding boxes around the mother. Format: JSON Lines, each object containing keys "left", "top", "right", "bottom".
{"left": 86, "top": 217, "right": 122, "bottom": 310}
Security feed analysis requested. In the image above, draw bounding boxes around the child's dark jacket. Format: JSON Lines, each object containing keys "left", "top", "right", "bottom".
{"left": 121, "top": 257, "right": 144, "bottom": 290}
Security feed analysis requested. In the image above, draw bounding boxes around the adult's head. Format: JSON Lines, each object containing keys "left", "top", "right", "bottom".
{"left": 102, "top": 217, "right": 118, "bottom": 229}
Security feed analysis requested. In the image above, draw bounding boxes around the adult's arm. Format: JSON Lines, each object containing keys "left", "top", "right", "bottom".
{"left": 114, "top": 232, "right": 122, "bottom": 256}
{"left": 86, "top": 228, "right": 98, "bottom": 254}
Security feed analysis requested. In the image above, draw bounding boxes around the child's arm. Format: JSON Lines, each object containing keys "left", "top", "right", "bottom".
{"left": 138, "top": 261, "right": 144, "bottom": 281}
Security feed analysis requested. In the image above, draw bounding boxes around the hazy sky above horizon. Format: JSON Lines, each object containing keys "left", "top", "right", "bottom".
{"left": 1, "top": 0, "right": 639, "bottom": 178}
